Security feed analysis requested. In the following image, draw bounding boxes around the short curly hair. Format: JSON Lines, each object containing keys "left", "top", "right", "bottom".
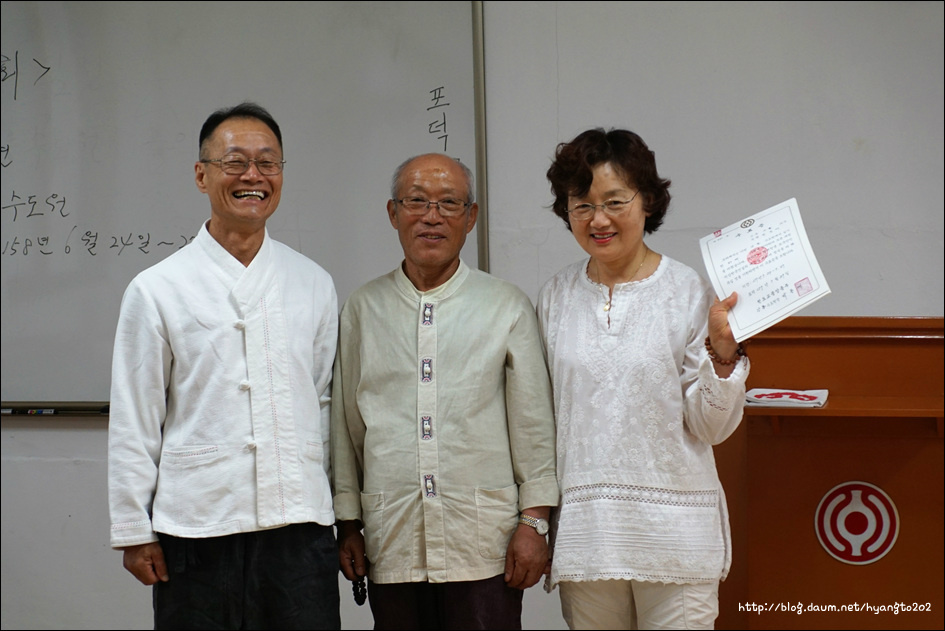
{"left": 547, "top": 128, "right": 671, "bottom": 233}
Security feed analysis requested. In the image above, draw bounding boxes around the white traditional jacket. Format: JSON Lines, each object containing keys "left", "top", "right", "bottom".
{"left": 108, "top": 222, "right": 338, "bottom": 547}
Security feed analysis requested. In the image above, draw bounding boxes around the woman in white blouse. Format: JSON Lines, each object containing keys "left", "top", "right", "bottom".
{"left": 537, "top": 128, "right": 750, "bottom": 629}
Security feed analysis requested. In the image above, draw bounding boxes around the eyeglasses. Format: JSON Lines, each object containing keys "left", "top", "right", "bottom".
{"left": 201, "top": 157, "right": 285, "bottom": 176}
{"left": 396, "top": 197, "right": 472, "bottom": 217}
{"left": 567, "top": 191, "right": 639, "bottom": 221}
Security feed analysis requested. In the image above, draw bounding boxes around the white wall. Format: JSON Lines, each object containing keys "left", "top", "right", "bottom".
{"left": 2, "top": 2, "right": 942, "bottom": 630}
{"left": 483, "top": 1, "right": 944, "bottom": 316}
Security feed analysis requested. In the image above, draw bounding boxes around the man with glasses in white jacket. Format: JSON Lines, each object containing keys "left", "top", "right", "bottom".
{"left": 108, "top": 102, "right": 340, "bottom": 629}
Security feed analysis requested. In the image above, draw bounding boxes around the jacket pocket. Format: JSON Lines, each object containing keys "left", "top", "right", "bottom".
{"left": 161, "top": 445, "right": 220, "bottom": 467}
{"left": 158, "top": 446, "right": 226, "bottom": 526}
{"left": 475, "top": 484, "right": 518, "bottom": 560}
{"left": 360, "top": 491, "right": 385, "bottom": 561}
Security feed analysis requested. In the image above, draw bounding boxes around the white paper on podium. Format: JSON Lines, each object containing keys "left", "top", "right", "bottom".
{"left": 700, "top": 198, "right": 830, "bottom": 342}
{"left": 745, "top": 388, "right": 829, "bottom": 408}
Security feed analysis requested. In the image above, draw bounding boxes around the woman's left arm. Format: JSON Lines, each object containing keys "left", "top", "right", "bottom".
{"left": 707, "top": 292, "right": 741, "bottom": 379}
{"left": 682, "top": 290, "right": 750, "bottom": 445}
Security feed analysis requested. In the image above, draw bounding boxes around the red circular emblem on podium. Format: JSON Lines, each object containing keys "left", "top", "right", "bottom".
{"left": 815, "top": 481, "right": 899, "bottom": 565}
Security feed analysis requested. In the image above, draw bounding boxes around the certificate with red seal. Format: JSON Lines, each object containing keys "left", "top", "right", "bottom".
{"left": 700, "top": 198, "right": 830, "bottom": 341}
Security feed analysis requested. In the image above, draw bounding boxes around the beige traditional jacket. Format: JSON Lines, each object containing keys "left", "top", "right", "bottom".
{"left": 332, "top": 261, "right": 558, "bottom": 583}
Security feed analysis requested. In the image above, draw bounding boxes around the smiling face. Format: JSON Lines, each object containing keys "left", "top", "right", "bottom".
{"left": 387, "top": 154, "right": 478, "bottom": 291}
{"left": 195, "top": 117, "right": 283, "bottom": 236}
{"left": 569, "top": 161, "right": 649, "bottom": 273}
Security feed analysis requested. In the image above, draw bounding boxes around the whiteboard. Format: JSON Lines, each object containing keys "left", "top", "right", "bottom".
{"left": 1, "top": 1, "right": 479, "bottom": 403}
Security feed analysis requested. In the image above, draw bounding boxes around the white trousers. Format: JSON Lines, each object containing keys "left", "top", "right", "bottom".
{"left": 559, "top": 579, "right": 719, "bottom": 630}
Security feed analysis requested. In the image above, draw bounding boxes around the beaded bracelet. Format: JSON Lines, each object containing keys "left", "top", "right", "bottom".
{"left": 704, "top": 336, "right": 746, "bottom": 365}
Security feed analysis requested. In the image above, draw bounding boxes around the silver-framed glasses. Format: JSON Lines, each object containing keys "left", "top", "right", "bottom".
{"left": 567, "top": 191, "right": 638, "bottom": 221}
{"left": 396, "top": 197, "right": 472, "bottom": 217}
{"left": 201, "top": 157, "right": 285, "bottom": 176}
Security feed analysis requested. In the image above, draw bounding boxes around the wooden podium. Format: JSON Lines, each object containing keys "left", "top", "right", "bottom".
{"left": 714, "top": 317, "right": 944, "bottom": 630}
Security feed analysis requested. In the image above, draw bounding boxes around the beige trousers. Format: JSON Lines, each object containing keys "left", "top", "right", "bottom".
{"left": 559, "top": 578, "right": 719, "bottom": 630}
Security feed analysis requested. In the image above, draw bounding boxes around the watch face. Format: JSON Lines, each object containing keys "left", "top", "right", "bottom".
{"left": 520, "top": 514, "right": 550, "bottom": 536}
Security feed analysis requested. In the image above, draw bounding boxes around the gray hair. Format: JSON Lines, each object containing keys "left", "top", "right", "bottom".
{"left": 389, "top": 154, "right": 475, "bottom": 203}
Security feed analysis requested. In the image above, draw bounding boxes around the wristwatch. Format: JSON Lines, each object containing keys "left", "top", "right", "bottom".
{"left": 518, "top": 513, "right": 550, "bottom": 536}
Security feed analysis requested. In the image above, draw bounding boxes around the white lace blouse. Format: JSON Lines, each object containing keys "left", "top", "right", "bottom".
{"left": 537, "top": 255, "right": 749, "bottom": 586}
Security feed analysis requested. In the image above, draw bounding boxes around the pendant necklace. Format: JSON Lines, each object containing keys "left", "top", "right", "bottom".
{"left": 594, "top": 245, "right": 649, "bottom": 313}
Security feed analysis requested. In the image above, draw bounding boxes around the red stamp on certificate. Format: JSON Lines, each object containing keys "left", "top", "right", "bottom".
{"left": 795, "top": 277, "right": 813, "bottom": 296}
{"left": 747, "top": 246, "right": 768, "bottom": 265}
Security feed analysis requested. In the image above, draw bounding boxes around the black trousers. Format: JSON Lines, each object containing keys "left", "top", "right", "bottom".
{"left": 153, "top": 523, "right": 340, "bottom": 630}
{"left": 367, "top": 574, "right": 523, "bottom": 630}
